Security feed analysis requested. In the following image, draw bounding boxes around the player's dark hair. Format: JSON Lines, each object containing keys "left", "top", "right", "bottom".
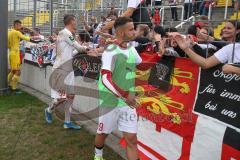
{"left": 64, "top": 14, "right": 76, "bottom": 25}
{"left": 14, "top": 20, "right": 22, "bottom": 25}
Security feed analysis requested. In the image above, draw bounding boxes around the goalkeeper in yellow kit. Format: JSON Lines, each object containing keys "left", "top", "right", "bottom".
{"left": 8, "top": 20, "right": 31, "bottom": 92}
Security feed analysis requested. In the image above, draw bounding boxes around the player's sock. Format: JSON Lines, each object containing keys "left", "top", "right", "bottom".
{"left": 47, "top": 104, "right": 54, "bottom": 113}
{"left": 11, "top": 74, "right": 20, "bottom": 90}
{"left": 47, "top": 101, "right": 56, "bottom": 113}
{"left": 64, "top": 99, "right": 73, "bottom": 123}
{"left": 94, "top": 145, "right": 104, "bottom": 157}
{"left": 8, "top": 72, "right": 14, "bottom": 85}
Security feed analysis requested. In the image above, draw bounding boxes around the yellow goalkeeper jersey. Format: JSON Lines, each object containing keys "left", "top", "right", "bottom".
{"left": 8, "top": 29, "right": 30, "bottom": 51}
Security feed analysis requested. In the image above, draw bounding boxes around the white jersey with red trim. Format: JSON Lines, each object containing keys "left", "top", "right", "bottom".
{"left": 53, "top": 28, "right": 86, "bottom": 69}
{"left": 51, "top": 28, "right": 86, "bottom": 99}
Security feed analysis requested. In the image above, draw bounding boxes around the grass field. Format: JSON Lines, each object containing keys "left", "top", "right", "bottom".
{"left": 0, "top": 92, "right": 124, "bottom": 160}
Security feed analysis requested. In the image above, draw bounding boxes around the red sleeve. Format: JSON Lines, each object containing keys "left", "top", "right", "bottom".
{"left": 101, "top": 69, "right": 129, "bottom": 99}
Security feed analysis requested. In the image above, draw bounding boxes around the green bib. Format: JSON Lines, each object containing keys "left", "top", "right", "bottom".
{"left": 98, "top": 45, "right": 136, "bottom": 108}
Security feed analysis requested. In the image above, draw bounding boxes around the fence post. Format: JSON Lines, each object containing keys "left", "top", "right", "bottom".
{"left": 208, "top": 4, "right": 212, "bottom": 20}
{"left": 101, "top": 0, "right": 103, "bottom": 11}
{"left": 224, "top": 0, "right": 229, "bottom": 20}
{"left": 161, "top": 7, "right": 165, "bottom": 26}
{"left": 33, "top": 0, "right": 37, "bottom": 28}
{"left": 14, "top": 0, "right": 17, "bottom": 18}
{"left": 0, "top": 0, "right": 8, "bottom": 94}
{"left": 50, "top": 0, "right": 53, "bottom": 35}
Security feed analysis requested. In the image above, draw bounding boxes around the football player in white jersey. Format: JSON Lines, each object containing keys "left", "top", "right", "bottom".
{"left": 44, "top": 14, "right": 94, "bottom": 129}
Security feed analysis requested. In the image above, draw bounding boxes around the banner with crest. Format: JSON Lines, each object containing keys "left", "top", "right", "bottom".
{"left": 72, "top": 54, "right": 240, "bottom": 160}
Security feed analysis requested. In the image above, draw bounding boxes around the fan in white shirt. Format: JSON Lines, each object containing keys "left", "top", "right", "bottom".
{"left": 174, "top": 34, "right": 240, "bottom": 75}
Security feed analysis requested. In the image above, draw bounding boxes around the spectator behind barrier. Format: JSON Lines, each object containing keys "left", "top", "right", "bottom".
{"left": 222, "top": 20, "right": 240, "bottom": 42}
{"left": 195, "top": 20, "right": 240, "bottom": 50}
{"left": 81, "top": 16, "right": 99, "bottom": 37}
{"left": 135, "top": 24, "right": 150, "bottom": 38}
{"left": 100, "top": 0, "right": 152, "bottom": 33}
{"left": 78, "top": 30, "right": 91, "bottom": 44}
{"left": 174, "top": 33, "right": 240, "bottom": 75}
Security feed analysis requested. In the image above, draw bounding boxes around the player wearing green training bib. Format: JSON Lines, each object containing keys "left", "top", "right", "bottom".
{"left": 98, "top": 44, "right": 137, "bottom": 108}
{"left": 94, "top": 17, "right": 142, "bottom": 160}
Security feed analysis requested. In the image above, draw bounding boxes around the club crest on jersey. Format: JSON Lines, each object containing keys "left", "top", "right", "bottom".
{"left": 69, "top": 36, "right": 75, "bottom": 42}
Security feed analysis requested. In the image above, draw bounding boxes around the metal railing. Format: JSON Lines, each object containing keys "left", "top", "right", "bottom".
{"left": 8, "top": 0, "right": 238, "bottom": 35}
{"left": 208, "top": 4, "right": 212, "bottom": 20}
{"left": 175, "top": 15, "right": 196, "bottom": 29}
{"left": 51, "top": 7, "right": 125, "bottom": 31}
{"left": 224, "top": 0, "right": 229, "bottom": 20}
{"left": 52, "top": 10, "right": 59, "bottom": 28}
{"left": 160, "top": 5, "right": 184, "bottom": 26}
